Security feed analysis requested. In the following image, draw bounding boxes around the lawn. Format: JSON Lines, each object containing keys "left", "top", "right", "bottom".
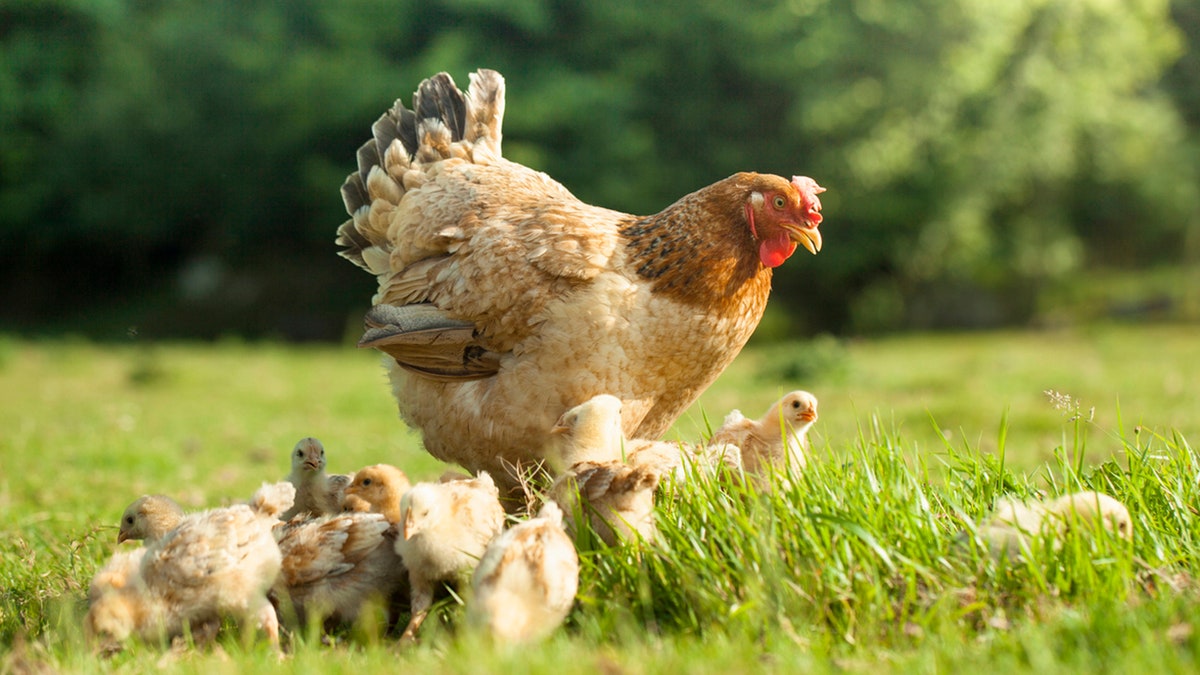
{"left": 1, "top": 323, "right": 1198, "bottom": 673}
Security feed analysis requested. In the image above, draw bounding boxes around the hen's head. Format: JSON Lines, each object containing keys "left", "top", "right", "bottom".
{"left": 743, "top": 175, "right": 825, "bottom": 268}
{"left": 291, "top": 437, "right": 326, "bottom": 475}
{"left": 117, "top": 494, "right": 184, "bottom": 544}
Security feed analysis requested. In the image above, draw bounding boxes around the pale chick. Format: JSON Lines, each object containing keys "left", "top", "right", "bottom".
{"left": 467, "top": 501, "right": 579, "bottom": 644}
{"left": 85, "top": 482, "right": 295, "bottom": 651}
{"left": 273, "top": 511, "right": 408, "bottom": 628}
{"left": 341, "top": 463, "right": 413, "bottom": 524}
{"left": 281, "top": 437, "right": 352, "bottom": 520}
{"left": 977, "top": 490, "right": 1133, "bottom": 559}
{"left": 117, "top": 495, "right": 185, "bottom": 546}
{"left": 625, "top": 438, "right": 743, "bottom": 484}
{"left": 394, "top": 471, "right": 506, "bottom": 643}
{"left": 710, "top": 390, "right": 819, "bottom": 481}
{"left": 545, "top": 394, "right": 627, "bottom": 471}
{"left": 550, "top": 461, "right": 660, "bottom": 546}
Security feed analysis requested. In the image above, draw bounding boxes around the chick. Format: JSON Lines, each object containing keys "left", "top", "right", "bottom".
{"left": 626, "top": 438, "right": 743, "bottom": 483}
{"left": 342, "top": 463, "right": 413, "bottom": 524}
{"left": 281, "top": 437, "right": 351, "bottom": 520}
{"left": 976, "top": 490, "right": 1132, "bottom": 559}
{"left": 85, "top": 482, "right": 295, "bottom": 650}
{"left": 710, "top": 390, "right": 819, "bottom": 480}
{"left": 117, "top": 495, "right": 185, "bottom": 546}
{"left": 394, "top": 472, "right": 506, "bottom": 642}
{"left": 545, "top": 394, "right": 626, "bottom": 470}
{"left": 550, "top": 460, "right": 660, "bottom": 546}
{"left": 467, "top": 501, "right": 579, "bottom": 644}
{"left": 273, "top": 511, "right": 408, "bottom": 628}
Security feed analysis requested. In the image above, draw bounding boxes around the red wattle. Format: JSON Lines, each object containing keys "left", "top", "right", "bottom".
{"left": 759, "top": 232, "right": 797, "bottom": 268}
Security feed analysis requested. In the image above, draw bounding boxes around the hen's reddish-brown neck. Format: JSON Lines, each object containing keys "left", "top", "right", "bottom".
{"left": 619, "top": 175, "right": 771, "bottom": 313}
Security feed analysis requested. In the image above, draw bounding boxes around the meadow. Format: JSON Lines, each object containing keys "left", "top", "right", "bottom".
{"left": 1, "top": 322, "right": 1199, "bottom": 673}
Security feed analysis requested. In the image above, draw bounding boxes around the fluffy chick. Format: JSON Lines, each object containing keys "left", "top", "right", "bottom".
{"left": 550, "top": 460, "right": 659, "bottom": 546}
{"left": 117, "top": 495, "right": 184, "bottom": 546}
{"left": 85, "top": 482, "right": 294, "bottom": 650}
{"left": 710, "top": 390, "right": 819, "bottom": 480}
{"left": 626, "top": 438, "right": 743, "bottom": 483}
{"left": 468, "top": 501, "right": 579, "bottom": 644}
{"left": 281, "top": 437, "right": 351, "bottom": 520}
{"left": 274, "top": 511, "right": 408, "bottom": 628}
{"left": 342, "top": 463, "right": 413, "bottom": 524}
{"left": 976, "top": 490, "right": 1132, "bottom": 559}
{"left": 545, "top": 394, "right": 626, "bottom": 470}
{"left": 394, "top": 472, "right": 505, "bottom": 642}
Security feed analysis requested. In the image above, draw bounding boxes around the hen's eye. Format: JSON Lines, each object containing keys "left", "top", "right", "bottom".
{"left": 773, "top": 196, "right": 786, "bottom": 209}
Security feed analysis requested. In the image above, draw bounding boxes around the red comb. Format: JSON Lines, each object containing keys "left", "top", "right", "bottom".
{"left": 791, "top": 176, "right": 825, "bottom": 226}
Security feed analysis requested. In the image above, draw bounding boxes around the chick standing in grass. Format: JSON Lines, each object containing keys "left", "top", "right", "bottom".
{"left": 117, "top": 495, "right": 184, "bottom": 546}
{"left": 468, "top": 501, "right": 579, "bottom": 644}
{"left": 546, "top": 396, "right": 661, "bottom": 545}
{"left": 273, "top": 511, "right": 409, "bottom": 628}
{"left": 281, "top": 437, "right": 351, "bottom": 520}
{"left": 976, "top": 490, "right": 1132, "bottom": 559}
{"left": 710, "top": 390, "right": 818, "bottom": 481}
{"left": 394, "top": 472, "right": 506, "bottom": 642}
{"left": 86, "top": 482, "right": 295, "bottom": 650}
{"left": 341, "top": 463, "right": 412, "bottom": 523}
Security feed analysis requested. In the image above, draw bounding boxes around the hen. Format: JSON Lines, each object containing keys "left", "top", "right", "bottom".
{"left": 337, "top": 69, "right": 827, "bottom": 495}
{"left": 273, "top": 511, "right": 408, "bottom": 628}
{"left": 393, "top": 471, "right": 506, "bottom": 642}
{"left": 467, "top": 501, "right": 579, "bottom": 644}
{"left": 86, "top": 482, "right": 294, "bottom": 649}
{"left": 281, "top": 437, "right": 351, "bottom": 520}
{"left": 710, "top": 390, "right": 818, "bottom": 482}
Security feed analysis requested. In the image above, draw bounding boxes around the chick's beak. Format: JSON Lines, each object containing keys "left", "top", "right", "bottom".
{"left": 402, "top": 509, "right": 417, "bottom": 540}
{"left": 117, "top": 530, "right": 129, "bottom": 544}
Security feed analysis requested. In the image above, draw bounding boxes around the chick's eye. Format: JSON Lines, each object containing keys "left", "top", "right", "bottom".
{"left": 773, "top": 195, "right": 786, "bottom": 209}
{"left": 792, "top": 400, "right": 801, "bottom": 408}
{"left": 362, "top": 478, "right": 372, "bottom": 486}
{"left": 125, "top": 516, "right": 134, "bottom": 525}
{"left": 295, "top": 450, "right": 303, "bottom": 457}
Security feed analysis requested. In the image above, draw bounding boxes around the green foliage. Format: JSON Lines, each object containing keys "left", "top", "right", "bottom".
{"left": 2, "top": 0, "right": 1199, "bottom": 335}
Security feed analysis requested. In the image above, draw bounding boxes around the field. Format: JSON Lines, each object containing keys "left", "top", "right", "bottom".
{"left": 1, "top": 323, "right": 1199, "bottom": 673}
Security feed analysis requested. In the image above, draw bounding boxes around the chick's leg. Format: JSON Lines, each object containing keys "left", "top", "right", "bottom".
{"left": 251, "top": 596, "right": 282, "bottom": 649}
{"left": 399, "top": 582, "right": 433, "bottom": 644}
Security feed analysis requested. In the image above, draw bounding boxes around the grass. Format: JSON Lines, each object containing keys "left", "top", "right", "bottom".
{"left": 1, "top": 322, "right": 1199, "bottom": 672}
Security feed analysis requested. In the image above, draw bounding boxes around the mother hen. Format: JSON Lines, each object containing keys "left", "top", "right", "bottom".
{"left": 337, "top": 69, "right": 826, "bottom": 495}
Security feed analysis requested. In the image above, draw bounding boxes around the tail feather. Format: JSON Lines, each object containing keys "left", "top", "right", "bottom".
{"left": 336, "top": 68, "right": 506, "bottom": 272}
{"left": 249, "top": 481, "right": 296, "bottom": 519}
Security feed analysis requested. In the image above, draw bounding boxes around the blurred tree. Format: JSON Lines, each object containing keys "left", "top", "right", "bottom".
{"left": 0, "top": 0, "right": 1195, "bottom": 338}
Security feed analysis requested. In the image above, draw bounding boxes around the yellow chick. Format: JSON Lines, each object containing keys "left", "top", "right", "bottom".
{"left": 394, "top": 472, "right": 506, "bottom": 642}
{"left": 626, "top": 438, "right": 743, "bottom": 483}
{"left": 468, "top": 501, "right": 579, "bottom": 644}
{"left": 117, "top": 495, "right": 184, "bottom": 546}
{"left": 550, "top": 460, "right": 659, "bottom": 546}
{"left": 710, "top": 390, "right": 818, "bottom": 480}
{"left": 281, "top": 437, "right": 352, "bottom": 520}
{"left": 976, "top": 490, "right": 1132, "bottom": 559}
{"left": 546, "top": 394, "right": 626, "bottom": 470}
{"left": 273, "top": 511, "right": 408, "bottom": 628}
{"left": 85, "top": 482, "right": 294, "bottom": 650}
{"left": 342, "top": 463, "right": 413, "bottom": 524}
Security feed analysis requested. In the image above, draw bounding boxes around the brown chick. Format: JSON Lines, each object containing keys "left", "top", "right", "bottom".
{"left": 976, "top": 490, "right": 1132, "bottom": 559}
{"left": 342, "top": 463, "right": 413, "bottom": 524}
{"left": 393, "top": 471, "right": 506, "bottom": 642}
{"left": 273, "top": 511, "right": 408, "bottom": 628}
{"left": 710, "top": 390, "right": 818, "bottom": 481}
{"left": 550, "top": 460, "right": 660, "bottom": 546}
{"left": 85, "top": 482, "right": 295, "bottom": 650}
{"left": 117, "top": 495, "right": 184, "bottom": 546}
{"left": 281, "top": 437, "right": 352, "bottom": 520}
{"left": 467, "top": 501, "right": 579, "bottom": 644}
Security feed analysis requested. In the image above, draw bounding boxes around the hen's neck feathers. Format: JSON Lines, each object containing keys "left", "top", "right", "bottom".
{"left": 620, "top": 174, "right": 769, "bottom": 311}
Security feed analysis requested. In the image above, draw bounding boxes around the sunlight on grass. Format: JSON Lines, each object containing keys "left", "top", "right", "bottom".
{"left": 1, "top": 324, "right": 1198, "bottom": 672}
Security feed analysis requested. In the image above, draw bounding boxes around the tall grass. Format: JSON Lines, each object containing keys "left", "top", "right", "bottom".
{"left": 1, "top": 328, "right": 1199, "bottom": 672}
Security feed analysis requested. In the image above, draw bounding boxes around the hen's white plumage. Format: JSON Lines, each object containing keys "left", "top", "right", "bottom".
{"left": 394, "top": 471, "right": 506, "bottom": 642}
{"left": 282, "top": 437, "right": 351, "bottom": 520}
{"left": 468, "top": 501, "right": 579, "bottom": 643}
{"left": 85, "top": 482, "right": 294, "bottom": 649}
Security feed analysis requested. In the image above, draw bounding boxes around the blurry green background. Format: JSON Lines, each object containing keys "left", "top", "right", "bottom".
{"left": 3, "top": 0, "right": 1198, "bottom": 341}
